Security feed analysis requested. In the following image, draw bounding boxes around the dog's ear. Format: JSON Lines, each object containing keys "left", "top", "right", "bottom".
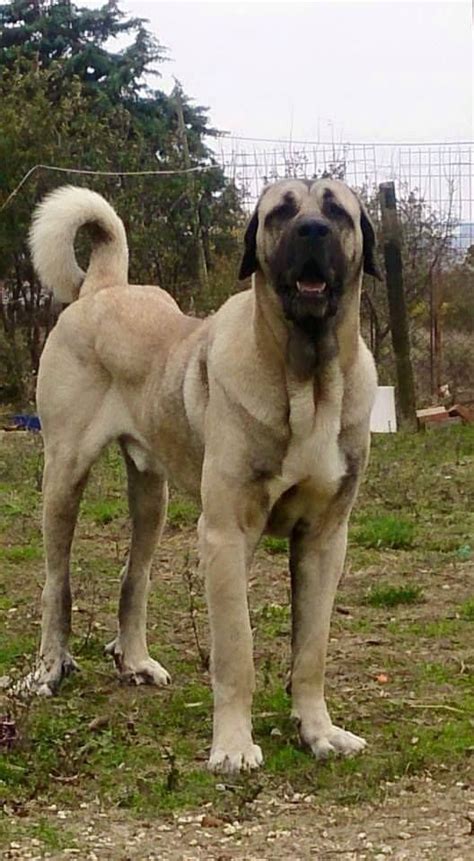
{"left": 360, "top": 202, "right": 383, "bottom": 281}
{"left": 238, "top": 207, "right": 259, "bottom": 280}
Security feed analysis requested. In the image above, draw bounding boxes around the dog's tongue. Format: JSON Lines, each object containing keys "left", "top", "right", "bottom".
{"left": 297, "top": 280, "right": 326, "bottom": 294}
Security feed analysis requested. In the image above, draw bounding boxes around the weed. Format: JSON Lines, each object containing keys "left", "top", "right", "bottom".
{"left": 181, "top": 553, "right": 209, "bottom": 671}
{"left": 460, "top": 598, "right": 474, "bottom": 621}
{"left": 32, "top": 820, "right": 77, "bottom": 851}
{"left": 364, "top": 583, "right": 424, "bottom": 607}
{"left": 82, "top": 498, "right": 126, "bottom": 525}
{"left": 352, "top": 515, "right": 416, "bottom": 549}
{"left": 167, "top": 497, "right": 200, "bottom": 527}
{"left": 0, "top": 544, "right": 42, "bottom": 563}
{"left": 262, "top": 536, "right": 288, "bottom": 554}
{"left": 163, "top": 746, "right": 180, "bottom": 791}
{"left": 259, "top": 603, "right": 289, "bottom": 621}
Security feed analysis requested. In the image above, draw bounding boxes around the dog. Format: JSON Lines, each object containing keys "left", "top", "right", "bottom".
{"left": 28, "top": 178, "right": 381, "bottom": 773}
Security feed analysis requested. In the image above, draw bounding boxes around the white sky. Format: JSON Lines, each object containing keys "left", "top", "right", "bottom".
{"left": 113, "top": 0, "right": 473, "bottom": 143}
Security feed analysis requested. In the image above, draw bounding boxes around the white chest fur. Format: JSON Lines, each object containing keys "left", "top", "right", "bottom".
{"left": 267, "top": 366, "right": 346, "bottom": 508}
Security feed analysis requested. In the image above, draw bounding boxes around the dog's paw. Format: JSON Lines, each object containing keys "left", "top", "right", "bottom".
{"left": 302, "top": 724, "right": 367, "bottom": 760}
{"left": 105, "top": 640, "right": 171, "bottom": 686}
{"left": 208, "top": 742, "right": 263, "bottom": 774}
{"left": 120, "top": 658, "right": 171, "bottom": 687}
{"left": 20, "top": 654, "right": 79, "bottom": 697}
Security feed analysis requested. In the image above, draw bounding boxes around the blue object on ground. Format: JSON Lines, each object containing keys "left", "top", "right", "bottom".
{"left": 11, "top": 414, "right": 41, "bottom": 432}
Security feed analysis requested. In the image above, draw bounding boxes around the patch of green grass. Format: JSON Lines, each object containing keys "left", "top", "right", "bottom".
{"left": 167, "top": 497, "right": 200, "bottom": 527}
{"left": 391, "top": 617, "right": 465, "bottom": 639}
{"left": 364, "top": 583, "right": 424, "bottom": 608}
{"left": 460, "top": 598, "right": 474, "bottom": 621}
{"left": 31, "top": 820, "right": 77, "bottom": 851}
{"left": 0, "top": 818, "right": 77, "bottom": 853}
{"left": 262, "top": 536, "right": 288, "bottom": 555}
{"left": 258, "top": 603, "right": 290, "bottom": 622}
{"left": 0, "top": 495, "right": 29, "bottom": 518}
{"left": 0, "top": 544, "right": 42, "bottom": 563}
{"left": 416, "top": 661, "right": 472, "bottom": 688}
{"left": 455, "top": 544, "right": 472, "bottom": 561}
{"left": 352, "top": 515, "right": 416, "bottom": 550}
{"left": 81, "top": 497, "right": 127, "bottom": 525}
{"left": 256, "top": 602, "right": 290, "bottom": 639}
{"left": 1, "top": 422, "right": 474, "bottom": 838}
{"left": 264, "top": 743, "right": 308, "bottom": 774}
{"left": 0, "top": 632, "right": 38, "bottom": 670}
{"left": 347, "top": 617, "right": 374, "bottom": 634}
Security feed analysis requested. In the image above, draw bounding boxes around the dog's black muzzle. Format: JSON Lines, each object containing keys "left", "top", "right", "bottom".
{"left": 269, "top": 216, "right": 346, "bottom": 330}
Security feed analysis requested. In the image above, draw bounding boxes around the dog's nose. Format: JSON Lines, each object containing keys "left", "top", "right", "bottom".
{"left": 297, "top": 218, "right": 330, "bottom": 240}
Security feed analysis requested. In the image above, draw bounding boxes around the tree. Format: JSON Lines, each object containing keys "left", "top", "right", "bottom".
{"left": 0, "top": 1, "right": 244, "bottom": 401}
{"left": 359, "top": 183, "right": 470, "bottom": 404}
{"left": 0, "top": 59, "right": 137, "bottom": 397}
{"left": 0, "top": 0, "right": 164, "bottom": 98}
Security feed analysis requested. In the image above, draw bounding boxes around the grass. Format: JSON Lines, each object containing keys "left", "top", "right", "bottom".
{"left": 262, "top": 536, "right": 288, "bottom": 554}
{"left": 81, "top": 497, "right": 127, "bottom": 525}
{"left": 352, "top": 514, "right": 416, "bottom": 549}
{"left": 363, "top": 583, "right": 424, "bottom": 607}
{"left": 167, "top": 497, "right": 200, "bottom": 528}
{"left": 460, "top": 598, "right": 474, "bottom": 621}
{"left": 0, "top": 425, "right": 473, "bottom": 852}
{"left": 0, "top": 544, "right": 42, "bottom": 563}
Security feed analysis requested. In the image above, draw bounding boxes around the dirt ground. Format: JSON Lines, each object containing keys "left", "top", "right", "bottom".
{"left": 2, "top": 776, "right": 473, "bottom": 860}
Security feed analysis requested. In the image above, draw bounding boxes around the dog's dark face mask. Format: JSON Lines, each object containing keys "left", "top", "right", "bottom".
{"left": 238, "top": 179, "right": 382, "bottom": 339}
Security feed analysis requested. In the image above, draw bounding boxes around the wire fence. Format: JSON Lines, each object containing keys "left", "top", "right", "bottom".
{"left": 214, "top": 137, "right": 474, "bottom": 252}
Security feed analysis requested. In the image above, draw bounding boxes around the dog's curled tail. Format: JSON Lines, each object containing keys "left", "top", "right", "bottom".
{"left": 29, "top": 186, "right": 129, "bottom": 303}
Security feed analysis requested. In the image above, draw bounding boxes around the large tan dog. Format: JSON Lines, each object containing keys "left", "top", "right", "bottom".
{"left": 28, "top": 178, "right": 381, "bottom": 773}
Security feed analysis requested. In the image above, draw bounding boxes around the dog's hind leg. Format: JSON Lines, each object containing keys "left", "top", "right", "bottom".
{"left": 26, "top": 444, "right": 93, "bottom": 696}
{"left": 105, "top": 449, "right": 170, "bottom": 686}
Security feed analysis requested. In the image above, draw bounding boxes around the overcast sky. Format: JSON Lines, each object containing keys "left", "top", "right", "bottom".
{"left": 112, "top": 0, "right": 472, "bottom": 144}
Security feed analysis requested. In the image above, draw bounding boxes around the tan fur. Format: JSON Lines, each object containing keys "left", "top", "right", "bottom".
{"left": 27, "top": 180, "right": 378, "bottom": 773}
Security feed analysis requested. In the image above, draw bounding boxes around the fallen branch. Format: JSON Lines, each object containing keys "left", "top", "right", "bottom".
{"left": 387, "top": 699, "right": 465, "bottom": 714}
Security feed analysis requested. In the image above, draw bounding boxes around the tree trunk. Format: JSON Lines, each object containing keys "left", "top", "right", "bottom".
{"left": 173, "top": 84, "right": 209, "bottom": 292}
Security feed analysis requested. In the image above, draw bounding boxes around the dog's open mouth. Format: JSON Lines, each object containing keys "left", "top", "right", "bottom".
{"left": 295, "top": 261, "right": 328, "bottom": 298}
{"left": 296, "top": 279, "right": 326, "bottom": 295}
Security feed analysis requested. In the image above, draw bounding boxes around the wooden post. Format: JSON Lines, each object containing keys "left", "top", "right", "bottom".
{"left": 433, "top": 266, "right": 444, "bottom": 396}
{"left": 173, "top": 83, "right": 209, "bottom": 293}
{"left": 378, "top": 182, "right": 417, "bottom": 430}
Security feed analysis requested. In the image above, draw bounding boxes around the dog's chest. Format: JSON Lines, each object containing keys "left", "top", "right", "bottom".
{"left": 266, "top": 375, "right": 345, "bottom": 507}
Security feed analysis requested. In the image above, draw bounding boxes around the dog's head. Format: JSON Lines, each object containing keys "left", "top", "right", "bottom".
{"left": 239, "top": 179, "right": 382, "bottom": 331}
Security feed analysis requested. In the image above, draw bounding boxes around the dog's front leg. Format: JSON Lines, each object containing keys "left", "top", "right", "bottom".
{"left": 290, "top": 518, "right": 367, "bottom": 759}
{"left": 199, "top": 509, "right": 263, "bottom": 774}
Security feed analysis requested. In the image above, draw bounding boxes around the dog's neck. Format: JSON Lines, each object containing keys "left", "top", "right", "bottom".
{"left": 251, "top": 270, "right": 362, "bottom": 380}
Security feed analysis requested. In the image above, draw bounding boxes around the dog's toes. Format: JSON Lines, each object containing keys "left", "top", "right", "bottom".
{"left": 35, "top": 681, "right": 56, "bottom": 697}
{"left": 104, "top": 640, "right": 117, "bottom": 657}
{"left": 304, "top": 725, "right": 367, "bottom": 760}
{"left": 309, "top": 736, "right": 336, "bottom": 760}
{"left": 105, "top": 640, "right": 171, "bottom": 686}
{"left": 62, "top": 656, "right": 80, "bottom": 677}
{"left": 17, "top": 673, "right": 53, "bottom": 698}
{"left": 123, "top": 660, "right": 171, "bottom": 687}
{"left": 104, "top": 638, "right": 124, "bottom": 672}
{"left": 329, "top": 727, "right": 367, "bottom": 755}
{"left": 18, "top": 654, "right": 79, "bottom": 698}
{"left": 208, "top": 742, "right": 263, "bottom": 774}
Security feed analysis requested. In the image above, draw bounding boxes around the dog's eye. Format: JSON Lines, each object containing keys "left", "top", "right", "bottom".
{"left": 324, "top": 201, "right": 354, "bottom": 227}
{"left": 265, "top": 201, "right": 298, "bottom": 226}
